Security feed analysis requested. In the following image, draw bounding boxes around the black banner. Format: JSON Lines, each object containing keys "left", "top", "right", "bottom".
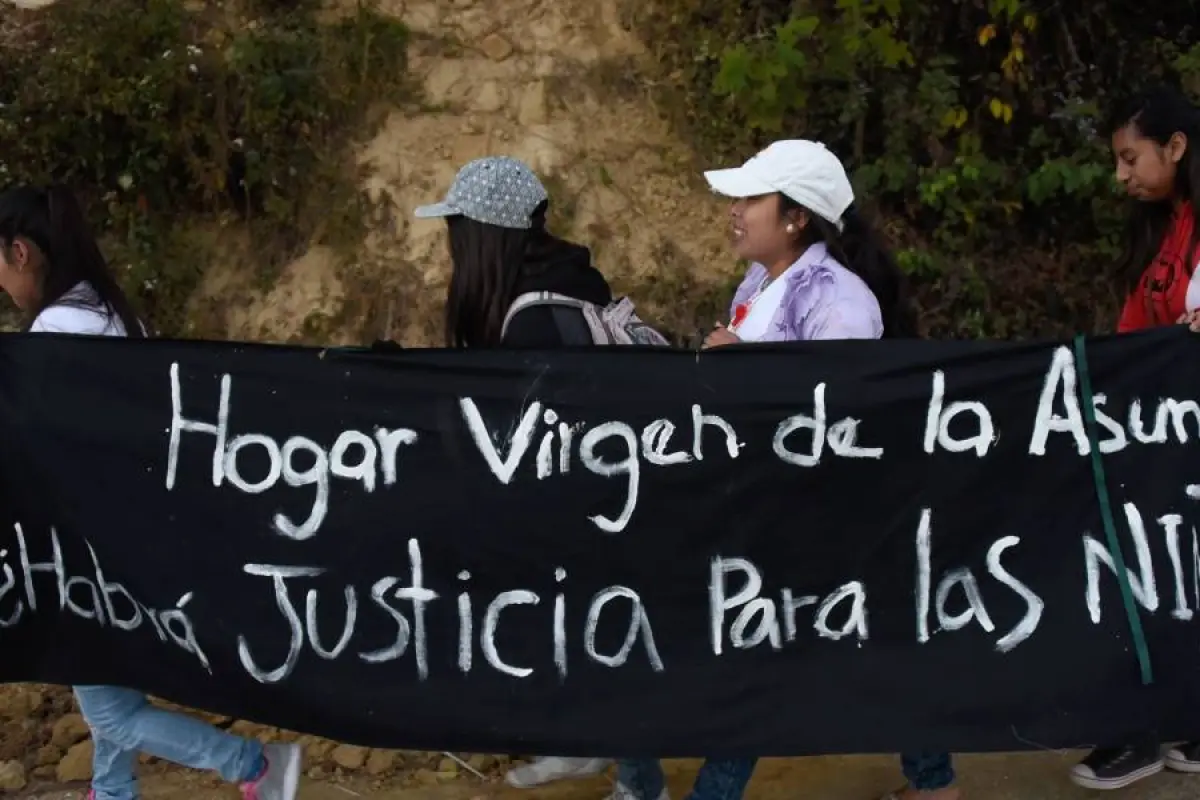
{"left": 1, "top": 330, "right": 1199, "bottom": 758}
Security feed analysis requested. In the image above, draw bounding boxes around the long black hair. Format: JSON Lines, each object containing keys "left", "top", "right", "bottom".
{"left": 1108, "top": 85, "right": 1200, "bottom": 292}
{"left": 780, "top": 195, "right": 917, "bottom": 338}
{"left": 443, "top": 200, "right": 586, "bottom": 347}
{"left": 0, "top": 185, "right": 145, "bottom": 337}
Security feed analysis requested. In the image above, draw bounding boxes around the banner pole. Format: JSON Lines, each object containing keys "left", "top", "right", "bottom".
{"left": 1072, "top": 334, "right": 1154, "bottom": 685}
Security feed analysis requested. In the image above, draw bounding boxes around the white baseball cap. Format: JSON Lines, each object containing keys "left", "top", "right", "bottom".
{"left": 703, "top": 140, "right": 854, "bottom": 231}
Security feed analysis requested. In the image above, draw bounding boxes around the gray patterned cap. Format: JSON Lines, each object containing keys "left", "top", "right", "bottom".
{"left": 414, "top": 156, "right": 548, "bottom": 230}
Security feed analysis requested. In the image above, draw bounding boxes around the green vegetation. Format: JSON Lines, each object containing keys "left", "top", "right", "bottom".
{"left": 637, "top": 0, "right": 1200, "bottom": 338}
{"left": 0, "top": 0, "right": 409, "bottom": 334}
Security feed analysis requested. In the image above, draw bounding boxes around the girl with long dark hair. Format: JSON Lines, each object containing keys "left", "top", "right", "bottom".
{"left": 418, "top": 155, "right": 615, "bottom": 351}
{"left": 1065, "top": 84, "right": 1200, "bottom": 792}
{"left": 416, "top": 156, "right": 614, "bottom": 787}
{"left": 0, "top": 185, "right": 302, "bottom": 800}
{"left": 0, "top": 185, "right": 145, "bottom": 337}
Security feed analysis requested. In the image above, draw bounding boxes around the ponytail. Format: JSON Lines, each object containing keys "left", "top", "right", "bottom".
{"left": 0, "top": 185, "right": 145, "bottom": 338}
{"left": 781, "top": 196, "right": 918, "bottom": 338}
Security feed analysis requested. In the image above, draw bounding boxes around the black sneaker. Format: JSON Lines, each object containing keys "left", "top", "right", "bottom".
{"left": 1166, "top": 741, "right": 1200, "bottom": 773}
{"left": 1069, "top": 744, "right": 1164, "bottom": 790}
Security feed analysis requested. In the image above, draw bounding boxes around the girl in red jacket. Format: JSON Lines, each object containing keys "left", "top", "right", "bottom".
{"left": 1068, "top": 84, "right": 1200, "bottom": 792}
{"left": 1111, "top": 86, "right": 1200, "bottom": 334}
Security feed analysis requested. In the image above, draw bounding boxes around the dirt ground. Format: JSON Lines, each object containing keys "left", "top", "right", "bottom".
{"left": 3, "top": 686, "right": 1199, "bottom": 799}
{"left": 12, "top": 753, "right": 1200, "bottom": 800}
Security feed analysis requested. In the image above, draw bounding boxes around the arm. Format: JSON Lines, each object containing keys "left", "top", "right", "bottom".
{"left": 802, "top": 302, "right": 883, "bottom": 340}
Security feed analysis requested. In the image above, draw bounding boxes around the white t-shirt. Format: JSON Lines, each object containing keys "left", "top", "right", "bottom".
{"left": 728, "top": 264, "right": 798, "bottom": 342}
{"left": 29, "top": 283, "right": 129, "bottom": 338}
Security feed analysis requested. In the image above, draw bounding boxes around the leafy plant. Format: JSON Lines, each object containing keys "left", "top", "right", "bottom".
{"left": 636, "top": 0, "right": 1199, "bottom": 338}
{"left": 0, "top": 0, "right": 409, "bottom": 334}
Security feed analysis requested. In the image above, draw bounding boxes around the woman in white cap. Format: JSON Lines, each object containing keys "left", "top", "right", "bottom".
{"left": 415, "top": 155, "right": 613, "bottom": 788}
{"left": 613, "top": 142, "right": 952, "bottom": 800}
{"left": 707, "top": 142, "right": 955, "bottom": 800}
{"left": 699, "top": 139, "right": 915, "bottom": 347}
{"left": 416, "top": 155, "right": 616, "bottom": 350}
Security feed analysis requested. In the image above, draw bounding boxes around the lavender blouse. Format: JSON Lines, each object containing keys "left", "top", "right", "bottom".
{"left": 729, "top": 242, "right": 883, "bottom": 341}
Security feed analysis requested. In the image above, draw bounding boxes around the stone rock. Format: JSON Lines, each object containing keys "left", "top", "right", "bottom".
{"left": 0, "top": 760, "right": 26, "bottom": 791}
{"left": 51, "top": 714, "right": 91, "bottom": 748}
{"left": 517, "top": 81, "right": 549, "bottom": 126}
{"left": 424, "top": 60, "right": 467, "bottom": 105}
{"left": 437, "top": 757, "right": 459, "bottom": 775}
{"left": 35, "top": 744, "right": 61, "bottom": 766}
{"left": 331, "top": 744, "right": 368, "bottom": 770}
{"left": 527, "top": 15, "right": 568, "bottom": 53}
{"left": 452, "top": 133, "right": 491, "bottom": 164}
{"left": 511, "top": 130, "right": 567, "bottom": 176}
{"left": 57, "top": 740, "right": 94, "bottom": 782}
{"left": 32, "top": 765, "right": 56, "bottom": 780}
{"left": 227, "top": 720, "right": 267, "bottom": 737}
{"left": 23, "top": 689, "right": 44, "bottom": 713}
{"left": 0, "top": 689, "right": 43, "bottom": 720}
{"left": 414, "top": 768, "right": 440, "bottom": 785}
{"left": 256, "top": 728, "right": 280, "bottom": 744}
{"left": 365, "top": 749, "right": 398, "bottom": 776}
{"left": 403, "top": 1, "right": 440, "bottom": 34}
{"left": 466, "top": 753, "right": 497, "bottom": 771}
{"left": 471, "top": 81, "right": 506, "bottom": 113}
{"left": 479, "top": 33, "right": 514, "bottom": 61}
{"left": 455, "top": 10, "right": 495, "bottom": 41}
{"left": 304, "top": 738, "right": 335, "bottom": 762}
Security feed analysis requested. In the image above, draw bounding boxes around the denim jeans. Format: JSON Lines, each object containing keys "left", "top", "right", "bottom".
{"left": 618, "top": 758, "right": 757, "bottom": 800}
{"left": 900, "top": 752, "right": 955, "bottom": 791}
{"left": 74, "top": 685, "right": 264, "bottom": 800}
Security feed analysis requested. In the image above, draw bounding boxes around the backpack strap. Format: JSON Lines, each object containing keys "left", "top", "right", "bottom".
{"left": 501, "top": 292, "right": 597, "bottom": 345}
{"left": 548, "top": 306, "right": 595, "bottom": 345}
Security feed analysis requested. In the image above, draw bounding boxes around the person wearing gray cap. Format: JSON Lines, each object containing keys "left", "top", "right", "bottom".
{"left": 415, "top": 155, "right": 615, "bottom": 350}
{"left": 417, "top": 156, "right": 614, "bottom": 787}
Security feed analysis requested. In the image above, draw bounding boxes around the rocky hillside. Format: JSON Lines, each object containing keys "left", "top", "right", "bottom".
{"left": 191, "top": 0, "right": 739, "bottom": 348}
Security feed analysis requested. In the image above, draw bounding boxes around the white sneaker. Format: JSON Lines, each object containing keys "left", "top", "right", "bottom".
{"left": 605, "top": 782, "right": 671, "bottom": 800}
{"left": 505, "top": 756, "right": 613, "bottom": 788}
{"left": 241, "top": 743, "right": 302, "bottom": 800}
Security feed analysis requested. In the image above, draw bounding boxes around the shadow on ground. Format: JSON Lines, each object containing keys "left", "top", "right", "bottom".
{"left": 17, "top": 752, "right": 1200, "bottom": 799}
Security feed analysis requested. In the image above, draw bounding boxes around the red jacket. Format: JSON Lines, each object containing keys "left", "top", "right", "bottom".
{"left": 1117, "top": 202, "right": 1200, "bottom": 332}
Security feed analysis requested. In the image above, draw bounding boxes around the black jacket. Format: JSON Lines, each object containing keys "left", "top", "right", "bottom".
{"left": 501, "top": 242, "right": 612, "bottom": 347}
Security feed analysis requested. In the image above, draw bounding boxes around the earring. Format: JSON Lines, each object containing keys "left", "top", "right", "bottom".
{"left": 786, "top": 224, "right": 796, "bottom": 233}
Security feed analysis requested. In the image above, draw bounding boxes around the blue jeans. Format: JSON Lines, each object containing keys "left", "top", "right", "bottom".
{"left": 901, "top": 752, "right": 954, "bottom": 791}
{"left": 74, "top": 686, "right": 264, "bottom": 800}
{"left": 618, "top": 758, "right": 757, "bottom": 800}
